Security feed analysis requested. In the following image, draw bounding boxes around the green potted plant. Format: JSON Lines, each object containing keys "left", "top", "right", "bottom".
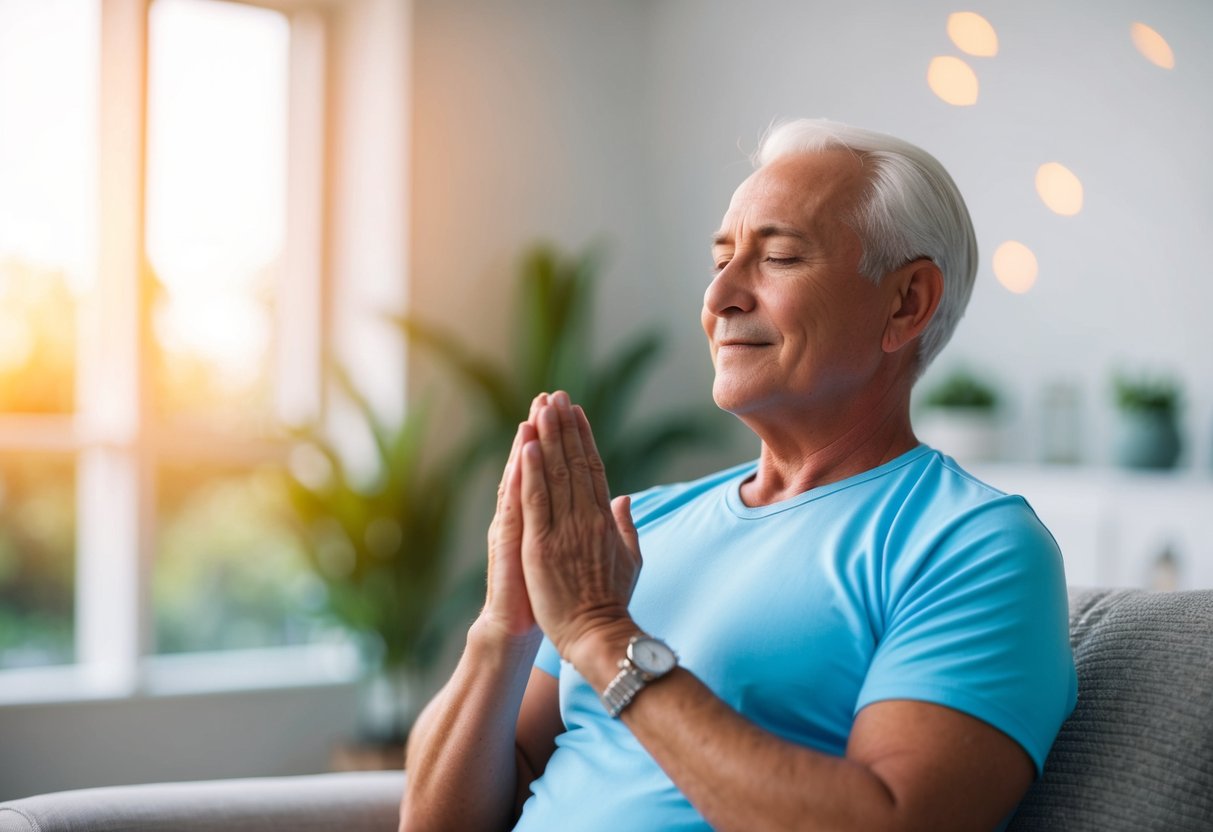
{"left": 1111, "top": 372, "right": 1182, "bottom": 469}
{"left": 915, "top": 366, "right": 1004, "bottom": 463}
{"left": 279, "top": 367, "right": 482, "bottom": 749}
{"left": 396, "top": 243, "right": 724, "bottom": 496}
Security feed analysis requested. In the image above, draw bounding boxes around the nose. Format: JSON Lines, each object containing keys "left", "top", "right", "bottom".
{"left": 703, "top": 258, "right": 757, "bottom": 318}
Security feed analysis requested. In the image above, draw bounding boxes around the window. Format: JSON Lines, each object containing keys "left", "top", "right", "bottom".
{"left": 146, "top": 0, "right": 326, "bottom": 655}
{"left": 0, "top": 0, "right": 95, "bottom": 669}
{"left": 0, "top": 0, "right": 403, "bottom": 698}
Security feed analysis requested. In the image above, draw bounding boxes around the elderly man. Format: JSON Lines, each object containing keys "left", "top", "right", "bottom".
{"left": 399, "top": 119, "right": 1076, "bottom": 832}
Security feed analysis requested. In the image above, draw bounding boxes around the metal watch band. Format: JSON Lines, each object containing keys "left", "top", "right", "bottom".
{"left": 601, "top": 659, "right": 648, "bottom": 718}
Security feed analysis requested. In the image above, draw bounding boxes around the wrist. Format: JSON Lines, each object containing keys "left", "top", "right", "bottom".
{"left": 467, "top": 614, "right": 543, "bottom": 661}
{"left": 562, "top": 616, "right": 643, "bottom": 691}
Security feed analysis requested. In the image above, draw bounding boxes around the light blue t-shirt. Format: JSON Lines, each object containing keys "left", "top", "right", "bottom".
{"left": 514, "top": 446, "right": 1077, "bottom": 832}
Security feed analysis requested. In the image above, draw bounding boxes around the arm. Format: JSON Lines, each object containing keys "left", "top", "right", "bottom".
{"left": 399, "top": 637, "right": 562, "bottom": 832}
{"left": 569, "top": 626, "right": 1034, "bottom": 832}
{"left": 399, "top": 404, "right": 564, "bottom": 832}
{"left": 520, "top": 393, "right": 1035, "bottom": 832}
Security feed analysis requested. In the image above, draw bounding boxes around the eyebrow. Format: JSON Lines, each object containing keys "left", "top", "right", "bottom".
{"left": 711, "top": 224, "right": 810, "bottom": 247}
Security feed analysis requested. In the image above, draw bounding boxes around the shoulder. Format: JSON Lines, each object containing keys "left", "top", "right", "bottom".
{"left": 626, "top": 458, "right": 758, "bottom": 528}
{"left": 878, "top": 448, "right": 1066, "bottom": 605}
{"left": 894, "top": 448, "right": 1056, "bottom": 549}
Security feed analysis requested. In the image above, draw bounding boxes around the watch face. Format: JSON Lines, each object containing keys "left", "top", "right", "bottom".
{"left": 629, "top": 636, "right": 676, "bottom": 675}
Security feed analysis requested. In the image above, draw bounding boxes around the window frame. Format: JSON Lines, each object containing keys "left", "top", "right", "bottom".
{"left": 0, "top": 0, "right": 405, "bottom": 703}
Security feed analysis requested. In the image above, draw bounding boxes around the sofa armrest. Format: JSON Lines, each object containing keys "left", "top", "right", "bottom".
{"left": 0, "top": 771, "right": 405, "bottom": 832}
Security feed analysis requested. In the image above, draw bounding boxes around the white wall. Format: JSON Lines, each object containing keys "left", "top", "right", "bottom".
{"left": 0, "top": 683, "right": 358, "bottom": 801}
{"left": 410, "top": 0, "right": 660, "bottom": 410}
{"left": 412, "top": 0, "right": 1213, "bottom": 474}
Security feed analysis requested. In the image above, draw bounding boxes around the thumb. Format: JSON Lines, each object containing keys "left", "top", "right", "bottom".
{"left": 611, "top": 495, "right": 640, "bottom": 557}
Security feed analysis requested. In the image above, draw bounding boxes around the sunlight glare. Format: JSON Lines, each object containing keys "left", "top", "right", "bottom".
{"left": 146, "top": 0, "right": 287, "bottom": 400}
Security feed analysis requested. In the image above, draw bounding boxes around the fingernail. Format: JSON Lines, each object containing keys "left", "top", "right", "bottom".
{"left": 554, "top": 390, "right": 570, "bottom": 408}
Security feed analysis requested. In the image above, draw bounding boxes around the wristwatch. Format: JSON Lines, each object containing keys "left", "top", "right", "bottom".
{"left": 600, "top": 634, "right": 678, "bottom": 718}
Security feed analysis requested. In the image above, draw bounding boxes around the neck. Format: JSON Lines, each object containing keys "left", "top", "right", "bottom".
{"left": 736, "top": 374, "right": 919, "bottom": 507}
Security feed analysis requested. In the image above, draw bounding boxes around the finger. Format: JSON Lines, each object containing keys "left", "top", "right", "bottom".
{"left": 612, "top": 495, "right": 641, "bottom": 562}
{"left": 520, "top": 438, "right": 552, "bottom": 534}
{"left": 551, "top": 392, "right": 596, "bottom": 511}
{"left": 497, "top": 427, "right": 527, "bottom": 544}
{"left": 496, "top": 421, "right": 527, "bottom": 514}
{"left": 536, "top": 403, "right": 573, "bottom": 516}
{"left": 528, "top": 392, "right": 549, "bottom": 426}
{"left": 573, "top": 405, "right": 611, "bottom": 510}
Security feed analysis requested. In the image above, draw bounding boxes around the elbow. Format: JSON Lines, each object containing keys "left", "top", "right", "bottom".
{"left": 397, "top": 808, "right": 435, "bottom": 832}
{"left": 398, "top": 799, "right": 483, "bottom": 832}
{"left": 397, "top": 794, "right": 433, "bottom": 832}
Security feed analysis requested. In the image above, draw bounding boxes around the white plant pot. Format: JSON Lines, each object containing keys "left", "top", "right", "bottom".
{"left": 915, "top": 409, "right": 1003, "bottom": 464}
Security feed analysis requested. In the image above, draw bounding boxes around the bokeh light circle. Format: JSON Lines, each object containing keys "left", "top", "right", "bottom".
{"left": 927, "top": 56, "right": 979, "bottom": 106}
{"left": 1130, "top": 22, "right": 1175, "bottom": 69}
{"left": 1035, "top": 162, "right": 1084, "bottom": 216}
{"left": 947, "top": 12, "right": 999, "bottom": 57}
{"left": 993, "top": 241, "right": 1038, "bottom": 294}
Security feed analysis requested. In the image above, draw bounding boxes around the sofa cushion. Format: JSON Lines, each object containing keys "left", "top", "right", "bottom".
{"left": 1008, "top": 587, "right": 1213, "bottom": 831}
{"left": 0, "top": 771, "right": 404, "bottom": 832}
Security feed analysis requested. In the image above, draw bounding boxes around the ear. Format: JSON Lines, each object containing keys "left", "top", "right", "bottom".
{"left": 882, "top": 259, "right": 943, "bottom": 355}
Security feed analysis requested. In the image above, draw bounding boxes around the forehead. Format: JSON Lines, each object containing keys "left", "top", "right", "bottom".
{"left": 716, "top": 149, "right": 868, "bottom": 241}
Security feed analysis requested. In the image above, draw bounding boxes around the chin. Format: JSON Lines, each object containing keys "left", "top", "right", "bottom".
{"left": 711, "top": 378, "right": 760, "bottom": 415}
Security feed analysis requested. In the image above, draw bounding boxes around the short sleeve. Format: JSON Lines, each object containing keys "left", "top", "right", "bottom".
{"left": 856, "top": 496, "right": 1077, "bottom": 776}
{"left": 534, "top": 635, "right": 561, "bottom": 678}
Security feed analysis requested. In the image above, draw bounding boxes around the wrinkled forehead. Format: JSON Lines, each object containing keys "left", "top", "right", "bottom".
{"left": 719, "top": 149, "right": 869, "bottom": 235}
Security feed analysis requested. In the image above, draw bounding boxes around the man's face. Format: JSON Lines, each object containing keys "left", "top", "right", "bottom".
{"left": 702, "top": 150, "right": 894, "bottom": 419}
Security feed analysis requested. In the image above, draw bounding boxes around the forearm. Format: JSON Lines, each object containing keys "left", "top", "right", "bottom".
{"left": 573, "top": 625, "right": 900, "bottom": 832}
{"left": 630, "top": 671, "right": 897, "bottom": 831}
{"left": 400, "top": 617, "right": 542, "bottom": 832}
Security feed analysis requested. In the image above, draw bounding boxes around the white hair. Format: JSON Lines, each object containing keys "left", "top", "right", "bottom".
{"left": 753, "top": 118, "right": 978, "bottom": 376}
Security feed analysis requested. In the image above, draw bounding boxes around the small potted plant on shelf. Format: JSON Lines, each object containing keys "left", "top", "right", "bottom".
{"left": 915, "top": 366, "right": 1003, "bottom": 463}
{"left": 1111, "top": 372, "right": 1182, "bottom": 470}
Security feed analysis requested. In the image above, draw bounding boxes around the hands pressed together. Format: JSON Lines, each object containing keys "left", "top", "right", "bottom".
{"left": 482, "top": 391, "right": 643, "bottom": 668}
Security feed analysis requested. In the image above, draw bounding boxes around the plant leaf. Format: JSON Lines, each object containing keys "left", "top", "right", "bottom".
{"left": 394, "top": 314, "right": 519, "bottom": 423}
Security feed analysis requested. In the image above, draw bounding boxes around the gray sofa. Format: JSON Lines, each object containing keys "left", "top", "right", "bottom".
{"left": 2, "top": 587, "right": 1210, "bottom": 832}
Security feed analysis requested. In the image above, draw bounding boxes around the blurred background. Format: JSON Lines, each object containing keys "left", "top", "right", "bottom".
{"left": 0, "top": 0, "right": 1209, "bottom": 801}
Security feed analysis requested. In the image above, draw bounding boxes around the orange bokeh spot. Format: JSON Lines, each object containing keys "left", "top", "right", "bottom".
{"left": 947, "top": 12, "right": 999, "bottom": 57}
{"left": 992, "top": 241, "right": 1038, "bottom": 294}
{"left": 1035, "top": 163, "right": 1084, "bottom": 216}
{"left": 1130, "top": 22, "right": 1175, "bottom": 69}
{"left": 927, "top": 56, "right": 979, "bottom": 106}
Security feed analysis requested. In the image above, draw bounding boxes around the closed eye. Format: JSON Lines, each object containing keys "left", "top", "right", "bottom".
{"left": 765, "top": 256, "right": 799, "bottom": 266}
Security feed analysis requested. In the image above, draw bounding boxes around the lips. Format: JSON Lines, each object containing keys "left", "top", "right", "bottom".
{"left": 718, "top": 340, "right": 772, "bottom": 347}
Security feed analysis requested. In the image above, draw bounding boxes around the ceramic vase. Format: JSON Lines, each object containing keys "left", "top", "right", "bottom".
{"left": 915, "top": 408, "right": 1003, "bottom": 464}
{"left": 1113, "top": 409, "right": 1181, "bottom": 469}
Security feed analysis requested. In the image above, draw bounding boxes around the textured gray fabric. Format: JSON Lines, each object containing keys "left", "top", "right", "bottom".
{"left": 0, "top": 771, "right": 404, "bottom": 832}
{"left": 1008, "top": 587, "right": 1213, "bottom": 832}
